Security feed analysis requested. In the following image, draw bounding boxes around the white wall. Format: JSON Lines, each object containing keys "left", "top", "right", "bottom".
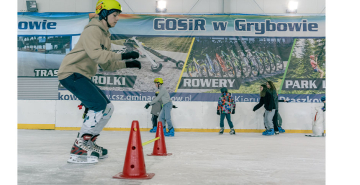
{"left": 18, "top": 100, "right": 56, "bottom": 125}
{"left": 18, "top": 0, "right": 326, "bottom": 14}
{"left": 18, "top": 100, "right": 324, "bottom": 131}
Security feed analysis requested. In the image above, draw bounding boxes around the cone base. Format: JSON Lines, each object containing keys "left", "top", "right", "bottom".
{"left": 147, "top": 153, "right": 172, "bottom": 156}
{"left": 112, "top": 172, "right": 155, "bottom": 179}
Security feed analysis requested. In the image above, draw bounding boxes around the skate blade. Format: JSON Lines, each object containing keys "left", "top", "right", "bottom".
{"left": 99, "top": 155, "right": 108, "bottom": 159}
{"left": 305, "top": 135, "right": 324, "bottom": 137}
{"left": 67, "top": 154, "right": 98, "bottom": 164}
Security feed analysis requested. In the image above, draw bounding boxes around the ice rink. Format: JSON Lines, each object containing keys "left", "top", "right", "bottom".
{"left": 18, "top": 129, "right": 325, "bottom": 185}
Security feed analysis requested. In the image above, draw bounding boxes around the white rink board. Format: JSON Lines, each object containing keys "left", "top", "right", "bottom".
{"left": 18, "top": 100, "right": 324, "bottom": 130}
{"left": 18, "top": 100, "right": 56, "bottom": 125}
{"left": 106, "top": 101, "right": 152, "bottom": 129}
{"left": 55, "top": 100, "right": 83, "bottom": 127}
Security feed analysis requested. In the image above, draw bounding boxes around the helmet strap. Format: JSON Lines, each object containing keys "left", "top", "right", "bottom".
{"left": 156, "top": 82, "right": 161, "bottom": 89}
{"left": 104, "top": 16, "right": 112, "bottom": 28}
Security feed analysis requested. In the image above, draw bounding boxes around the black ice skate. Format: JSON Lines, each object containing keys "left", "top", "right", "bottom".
{"left": 229, "top": 128, "right": 236, "bottom": 135}
{"left": 219, "top": 127, "right": 224, "bottom": 135}
{"left": 90, "top": 135, "right": 108, "bottom": 159}
{"left": 67, "top": 134, "right": 99, "bottom": 164}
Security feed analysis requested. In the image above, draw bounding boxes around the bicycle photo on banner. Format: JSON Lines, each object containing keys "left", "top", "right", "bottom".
{"left": 178, "top": 37, "right": 294, "bottom": 94}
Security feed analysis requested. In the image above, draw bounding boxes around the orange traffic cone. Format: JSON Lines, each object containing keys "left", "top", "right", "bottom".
{"left": 113, "top": 120, "right": 155, "bottom": 179}
{"left": 148, "top": 121, "right": 172, "bottom": 156}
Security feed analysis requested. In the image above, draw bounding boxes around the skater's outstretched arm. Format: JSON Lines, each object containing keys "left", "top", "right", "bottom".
{"left": 99, "top": 59, "right": 141, "bottom": 71}
{"left": 149, "top": 88, "right": 166, "bottom": 105}
{"left": 145, "top": 97, "right": 162, "bottom": 109}
{"left": 253, "top": 97, "right": 265, "bottom": 111}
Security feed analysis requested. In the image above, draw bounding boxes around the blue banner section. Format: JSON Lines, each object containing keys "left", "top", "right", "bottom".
{"left": 17, "top": 12, "right": 89, "bottom": 17}
{"left": 58, "top": 90, "right": 324, "bottom": 103}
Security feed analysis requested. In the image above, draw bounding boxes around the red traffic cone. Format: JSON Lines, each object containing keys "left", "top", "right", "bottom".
{"left": 113, "top": 120, "right": 155, "bottom": 179}
{"left": 148, "top": 121, "right": 172, "bottom": 156}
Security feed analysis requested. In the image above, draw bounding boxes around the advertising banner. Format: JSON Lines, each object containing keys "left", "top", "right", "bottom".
{"left": 18, "top": 13, "right": 325, "bottom": 102}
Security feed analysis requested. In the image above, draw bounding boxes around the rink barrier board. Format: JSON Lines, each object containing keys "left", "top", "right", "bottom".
{"left": 18, "top": 124, "right": 55, "bottom": 130}
{"left": 18, "top": 100, "right": 325, "bottom": 132}
{"left": 17, "top": 124, "right": 318, "bottom": 133}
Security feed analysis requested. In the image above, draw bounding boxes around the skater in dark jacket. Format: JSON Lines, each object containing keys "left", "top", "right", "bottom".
{"left": 261, "top": 98, "right": 288, "bottom": 135}
{"left": 253, "top": 84, "right": 276, "bottom": 136}
{"left": 266, "top": 81, "right": 287, "bottom": 134}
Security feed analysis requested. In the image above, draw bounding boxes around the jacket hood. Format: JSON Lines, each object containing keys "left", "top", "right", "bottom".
{"left": 85, "top": 17, "right": 111, "bottom": 37}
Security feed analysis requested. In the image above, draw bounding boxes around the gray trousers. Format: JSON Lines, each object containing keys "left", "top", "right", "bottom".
{"left": 159, "top": 102, "right": 173, "bottom": 129}
{"left": 264, "top": 109, "right": 275, "bottom": 130}
{"left": 80, "top": 103, "right": 114, "bottom": 137}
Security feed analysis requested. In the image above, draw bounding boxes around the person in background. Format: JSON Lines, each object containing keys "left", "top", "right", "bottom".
{"left": 217, "top": 87, "right": 236, "bottom": 135}
{"left": 145, "top": 78, "right": 177, "bottom": 137}
{"left": 146, "top": 91, "right": 162, "bottom": 133}
{"left": 266, "top": 81, "right": 288, "bottom": 134}
{"left": 253, "top": 84, "right": 276, "bottom": 136}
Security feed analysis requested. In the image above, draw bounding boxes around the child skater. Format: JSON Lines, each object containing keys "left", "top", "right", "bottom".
{"left": 146, "top": 91, "right": 162, "bottom": 133}
{"left": 145, "top": 78, "right": 177, "bottom": 137}
{"left": 217, "top": 87, "right": 236, "bottom": 135}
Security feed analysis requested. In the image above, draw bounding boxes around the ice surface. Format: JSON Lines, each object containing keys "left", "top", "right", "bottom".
{"left": 18, "top": 130, "right": 325, "bottom": 185}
